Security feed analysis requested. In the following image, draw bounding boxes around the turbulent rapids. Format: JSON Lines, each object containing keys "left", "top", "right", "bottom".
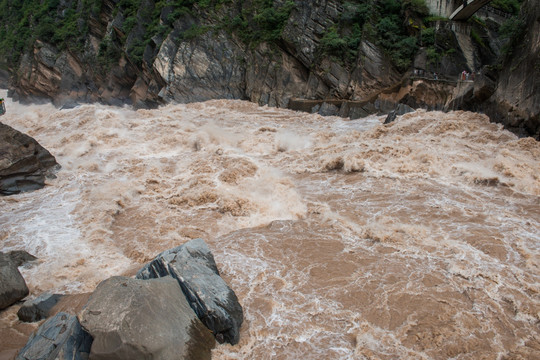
{"left": 1, "top": 93, "right": 539, "bottom": 359}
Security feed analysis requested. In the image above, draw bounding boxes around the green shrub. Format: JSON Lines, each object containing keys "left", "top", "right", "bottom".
{"left": 499, "top": 15, "right": 526, "bottom": 57}
{"left": 470, "top": 29, "right": 487, "bottom": 49}
{"left": 403, "top": 0, "right": 429, "bottom": 17}
{"left": 421, "top": 27, "right": 435, "bottom": 47}
{"left": 490, "top": 0, "right": 523, "bottom": 15}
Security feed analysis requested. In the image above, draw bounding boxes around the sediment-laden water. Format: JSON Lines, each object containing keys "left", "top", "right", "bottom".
{"left": 1, "top": 92, "right": 539, "bottom": 359}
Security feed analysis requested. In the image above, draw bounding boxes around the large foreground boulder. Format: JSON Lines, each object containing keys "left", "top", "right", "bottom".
{"left": 0, "top": 122, "right": 59, "bottom": 195}
{"left": 16, "top": 312, "right": 92, "bottom": 360}
{"left": 79, "top": 276, "right": 215, "bottom": 360}
{"left": 136, "top": 238, "right": 243, "bottom": 345}
{"left": 0, "top": 251, "right": 35, "bottom": 310}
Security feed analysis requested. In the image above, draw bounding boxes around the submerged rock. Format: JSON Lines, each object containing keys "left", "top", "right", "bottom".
{"left": 137, "top": 238, "right": 244, "bottom": 345}
{"left": 0, "top": 251, "right": 33, "bottom": 310}
{"left": 79, "top": 276, "right": 214, "bottom": 360}
{"left": 17, "top": 293, "right": 64, "bottom": 323}
{"left": 16, "top": 312, "right": 92, "bottom": 360}
{"left": 0, "top": 122, "right": 59, "bottom": 195}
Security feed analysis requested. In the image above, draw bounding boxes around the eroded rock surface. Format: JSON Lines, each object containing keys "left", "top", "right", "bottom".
{"left": 137, "top": 238, "right": 244, "bottom": 345}
{"left": 79, "top": 276, "right": 215, "bottom": 360}
{"left": 0, "top": 251, "right": 34, "bottom": 310}
{"left": 16, "top": 312, "right": 92, "bottom": 360}
{"left": 17, "top": 293, "right": 65, "bottom": 323}
{"left": 0, "top": 122, "right": 59, "bottom": 195}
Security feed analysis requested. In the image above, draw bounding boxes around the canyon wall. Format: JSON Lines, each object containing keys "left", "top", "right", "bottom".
{"left": 1, "top": 0, "right": 538, "bottom": 138}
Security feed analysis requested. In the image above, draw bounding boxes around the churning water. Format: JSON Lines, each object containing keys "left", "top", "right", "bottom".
{"left": 0, "top": 92, "right": 539, "bottom": 359}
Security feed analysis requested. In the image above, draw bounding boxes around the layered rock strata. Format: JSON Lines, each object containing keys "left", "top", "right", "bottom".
{"left": 0, "top": 122, "right": 59, "bottom": 195}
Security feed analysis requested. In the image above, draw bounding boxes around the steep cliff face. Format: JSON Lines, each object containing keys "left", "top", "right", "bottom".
{"left": 4, "top": 0, "right": 403, "bottom": 109}
{"left": 448, "top": 0, "right": 539, "bottom": 138}
{"left": 1, "top": 0, "right": 537, "bottom": 137}
{"left": 487, "top": 0, "right": 539, "bottom": 138}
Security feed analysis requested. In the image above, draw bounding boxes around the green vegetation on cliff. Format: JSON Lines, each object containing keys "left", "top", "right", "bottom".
{"left": 0, "top": 0, "right": 89, "bottom": 63}
{"left": 490, "top": 0, "right": 523, "bottom": 15}
{"left": 0, "top": 0, "right": 526, "bottom": 78}
{"left": 315, "top": 0, "right": 429, "bottom": 71}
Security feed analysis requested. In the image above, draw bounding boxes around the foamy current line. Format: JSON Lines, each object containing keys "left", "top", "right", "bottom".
{"left": 1, "top": 91, "right": 539, "bottom": 359}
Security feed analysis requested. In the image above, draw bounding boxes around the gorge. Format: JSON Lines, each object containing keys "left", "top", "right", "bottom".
{"left": 0, "top": 0, "right": 538, "bottom": 138}
{"left": 0, "top": 0, "right": 539, "bottom": 359}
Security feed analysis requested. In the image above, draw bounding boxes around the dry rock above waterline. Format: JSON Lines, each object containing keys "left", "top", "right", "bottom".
{"left": 137, "top": 238, "right": 244, "bottom": 345}
{"left": 79, "top": 276, "right": 215, "bottom": 360}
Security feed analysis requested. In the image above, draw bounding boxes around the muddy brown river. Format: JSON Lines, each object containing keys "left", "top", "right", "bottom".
{"left": 1, "top": 94, "right": 539, "bottom": 359}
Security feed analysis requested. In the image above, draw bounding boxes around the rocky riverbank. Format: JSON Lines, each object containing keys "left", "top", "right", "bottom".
{"left": 2, "top": 239, "right": 243, "bottom": 359}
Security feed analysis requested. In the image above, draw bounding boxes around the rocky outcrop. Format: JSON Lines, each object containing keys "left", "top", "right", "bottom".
{"left": 13, "top": 38, "right": 141, "bottom": 108}
{"left": 3, "top": 0, "right": 538, "bottom": 138}
{"left": 0, "top": 251, "right": 35, "bottom": 310}
{"left": 17, "top": 293, "right": 65, "bottom": 323}
{"left": 485, "top": 0, "right": 540, "bottom": 138}
{"left": 384, "top": 103, "right": 416, "bottom": 124}
{"left": 8, "top": 0, "right": 401, "bottom": 111}
{"left": 0, "top": 122, "right": 59, "bottom": 195}
{"left": 79, "top": 276, "right": 215, "bottom": 360}
{"left": 155, "top": 31, "right": 245, "bottom": 104}
{"left": 445, "top": 0, "right": 540, "bottom": 139}
{"left": 16, "top": 312, "right": 92, "bottom": 360}
{"left": 137, "top": 238, "right": 244, "bottom": 345}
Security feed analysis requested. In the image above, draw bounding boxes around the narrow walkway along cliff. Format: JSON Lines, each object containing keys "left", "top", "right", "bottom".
{"left": 0, "top": 0, "right": 537, "bottom": 138}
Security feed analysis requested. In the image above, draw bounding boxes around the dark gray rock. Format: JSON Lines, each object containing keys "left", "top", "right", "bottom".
{"left": 18, "top": 293, "right": 64, "bottom": 323}
{"left": 318, "top": 102, "right": 340, "bottom": 117}
{"left": 136, "top": 238, "right": 243, "bottom": 345}
{"left": 79, "top": 276, "right": 215, "bottom": 360}
{"left": 0, "top": 252, "right": 29, "bottom": 310}
{"left": 0, "top": 122, "right": 59, "bottom": 195}
{"left": 155, "top": 30, "right": 245, "bottom": 104}
{"left": 384, "top": 103, "right": 415, "bottom": 124}
{"left": 6, "top": 250, "right": 37, "bottom": 267}
{"left": 384, "top": 111, "right": 398, "bottom": 124}
{"left": 473, "top": 68, "right": 497, "bottom": 102}
{"left": 16, "top": 312, "right": 92, "bottom": 360}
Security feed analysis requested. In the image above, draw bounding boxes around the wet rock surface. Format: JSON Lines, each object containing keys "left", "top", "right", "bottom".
{"left": 17, "top": 293, "right": 65, "bottom": 323}
{"left": 79, "top": 276, "right": 215, "bottom": 360}
{"left": 137, "top": 238, "right": 244, "bottom": 345}
{"left": 16, "top": 312, "right": 92, "bottom": 360}
{"left": 0, "top": 122, "right": 59, "bottom": 195}
{"left": 0, "top": 251, "right": 34, "bottom": 310}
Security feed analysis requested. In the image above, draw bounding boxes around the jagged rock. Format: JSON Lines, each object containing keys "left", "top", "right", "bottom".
{"left": 0, "top": 122, "right": 59, "bottom": 195}
{"left": 0, "top": 252, "right": 31, "bottom": 310}
{"left": 6, "top": 250, "right": 37, "bottom": 267}
{"left": 318, "top": 102, "right": 340, "bottom": 116}
{"left": 136, "top": 238, "right": 243, "bottom": 345}
{"left": 473, "top": 68, "right": 497, "bottom": 102}
{"left": 17, "top": 293, "right": 64, "bottom": 323}
{"left": 384, "top": 111, "right": 398, "bottom": 124}
{"left": 80, "top": 276, "right": 215, "bottom": 360}
{"left": 487, "top": 0, "right": 540, "bottom": 138}
{"left": 16, "top": 312, "right": 92, "bottom": 360}
{"left": 384, "top": 103, "right": 415, "bottom": 124}
{"left": 155, "top": 30, "right": 245, "bottom": 104}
